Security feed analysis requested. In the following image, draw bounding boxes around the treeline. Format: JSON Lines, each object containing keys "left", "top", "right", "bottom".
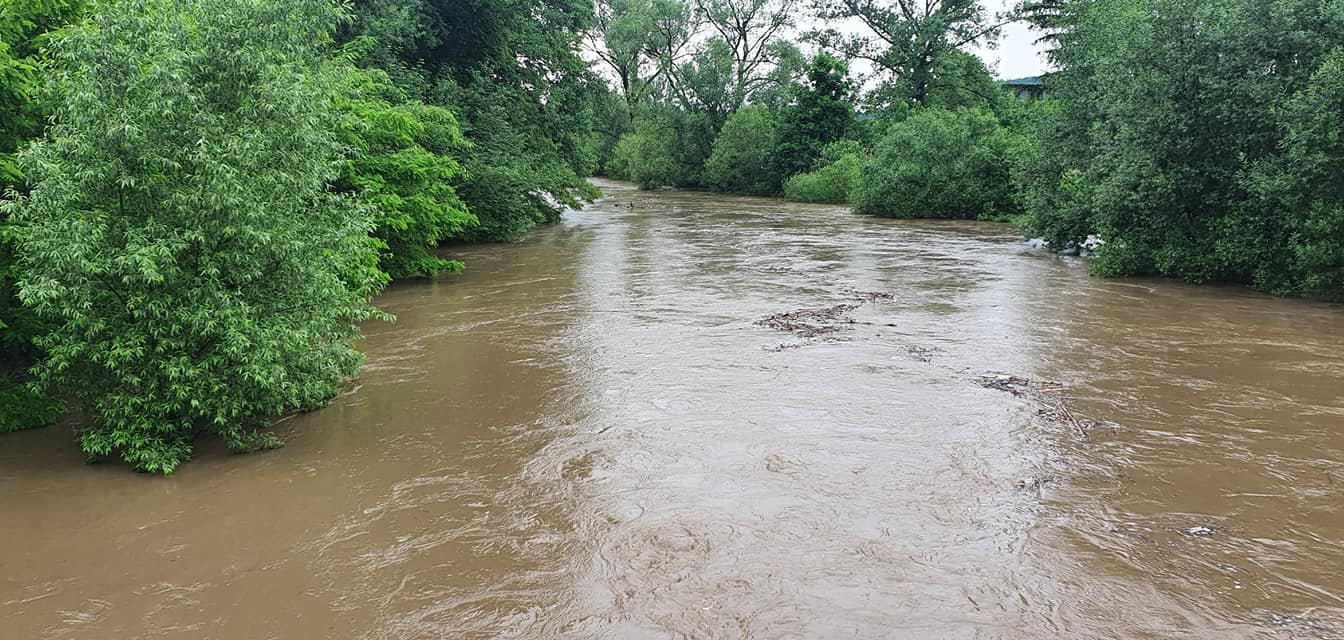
{"left": 0, "top": 0, "right": 602, "bottom": 471}
{"left": 594, "top": 0, "right": 1344, "bottom": 299}
{"left": 589, "top": 0, "right": 1033, "bottom": 216}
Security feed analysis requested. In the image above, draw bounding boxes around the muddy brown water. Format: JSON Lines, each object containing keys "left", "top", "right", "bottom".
{"left": 3, "top": 180, "right": 1342, "bottom": 639}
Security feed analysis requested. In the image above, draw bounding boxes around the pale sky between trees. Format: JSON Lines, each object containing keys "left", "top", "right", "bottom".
{"left": 811, "top": 0, "right": 1050, "bottom": 81}
{"left": 971, "top": 0, "right": 1051, "bottom": 79}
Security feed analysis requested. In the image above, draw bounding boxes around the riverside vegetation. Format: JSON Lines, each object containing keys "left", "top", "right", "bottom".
{"left": 1, "top": 0, "right": 1340, "bottom": 471}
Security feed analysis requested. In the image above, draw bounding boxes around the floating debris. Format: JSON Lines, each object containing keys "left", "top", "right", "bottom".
{"left": 1264, "top": 610, "right": 1344, "bottom": 638}
{"left": 905, "top": 345, "right": 941, "bottom": 363}
{"left": 842, "top": 288, "right": 895, "bottom": 303}
{"left": 1179, "top": 525, "right": 1217, "bottom": 537}
{"left": 976, "top": 374, "right": 1066, "bottom": 397}
{"left": 756, "top": 289, "right": 897, "bottom": 344}
{"left": 1014, "top": 475, "right": 1058, "bottom": 491}
{"left": 756, "top": 303, "right": 860, "bottom": 338}
{"left": 977, "top": 373, "right": 1109, "bottom": 439}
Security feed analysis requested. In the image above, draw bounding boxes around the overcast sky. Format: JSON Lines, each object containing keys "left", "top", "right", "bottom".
{"left": 969, "top": 0, "right": 1051, "bottom": 79}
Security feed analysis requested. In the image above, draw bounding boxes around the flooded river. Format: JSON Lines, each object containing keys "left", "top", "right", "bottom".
{"left": 3, "top": 180, "right": 1343, "bottom": 639}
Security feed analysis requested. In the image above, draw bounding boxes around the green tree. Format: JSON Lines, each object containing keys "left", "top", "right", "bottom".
{"left": 345, "top": 0, "right": 602, "bottom": 242}
{"left": 335, "top": 63, "right": 475, "bottom": 279}
{"left": 782, "top": 140, "right": 863, "bottom": 203}
{"left": 773, "top": 52, "right": 854, "bottom": 180}
{"left": 1019, "top": 0, "right": 1344, "bottom": 299}
{"left": 590, "top": 0, "right": 698, "bottom": 115}
{"left": 608, "top": 104, "right": 716, "bottom": 188}
{"left": 4, "top": 0, "right": 384, "bottom": 472}
{"left": 0, "top": 0, "right": 86, "bottom": 433}
{"left": 810, "top": 0, "right": 1011, "bottom": 106}
{"left": 854, "top": 107, "right": 1023, "bottom": 219}
{"left": 0, "top": 0, "right": 86, "bottom": 186}
{"left": 1020, "top": 0, "right": 1076, "bottom": 63}
{"left": 694, "top": 0, "right": 798, "bottom": 109}
{"left": 704, "top": 104, "right": 780, "bottom": 194}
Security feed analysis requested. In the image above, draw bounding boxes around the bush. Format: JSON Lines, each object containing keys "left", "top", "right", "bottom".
{"left": 607, "top": 106, "right": 716, "bottom": 189}
{"left": 4, "top": 0, "right": 384, "bottom": 473}
{"left": 853, "top": 108, "right": 1023, "bottom": 219}
{"left": 782, "top": 144, "right": 862, "bottom": 204}
{"left": 1017, "top": 0, "right": 1344, "bottom": 298}
{"left": 610, "top": 129, "right": 680, "bottom": 188}
{"left": 335, "top": 64, "right": 475, "bottom": 280}
{"left": 704, "top": 105, "right": 780, "bottom": 195}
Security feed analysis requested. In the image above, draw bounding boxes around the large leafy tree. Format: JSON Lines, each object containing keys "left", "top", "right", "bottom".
{"left": 1020, "top": 0, "right": 1344, "bottom": 299}
{"left": 773, "top": 52, "right": 854, "bottom": 180}
{"left": 810, "top": 0, "right": 1011, "bottom": 106}
{"left": 4, "top": 0, "right": 384, "bottom": 472}
{"left": 855, "top": 107, "right": 1024, "bottom": 219}
{"left": 335, "top": 62, "right": 475, "bottom": 279}
{"left": 1020, "top": 0, "right": 1076, "bottom": 63}
{"left": 590, "top": 0, "right": 698, "bottom": 114}
{"left": 694, "top": 0, "right": 799, "bottom": 109}
{"left": 346, "top": 0, "right": 602, "bottom": 242}
{"left": 0, "top": 0, "right": 85, "bottom": 186}
{"left": 704, "top": 104, "right": 781, "bottom": 194}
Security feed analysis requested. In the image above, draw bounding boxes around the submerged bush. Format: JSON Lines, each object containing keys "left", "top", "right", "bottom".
{"left": 853, "top": 108, "right": 1023, "bottom": 220}
{"left": 783, "top": 141, "right": 863, "bottom": 204}
{"left": 704, "top": 105, "right": 780, "bottom": 195}
{"left": 335, "top": 63, "right": 475, "bottom": 280}
{"left": 4, "top": 0, "right": 384, "bottom": 473}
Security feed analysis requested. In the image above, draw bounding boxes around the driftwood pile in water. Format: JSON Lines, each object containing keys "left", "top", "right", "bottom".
{"left": 756, "top": 290, "right": 896, "bottom": 339}
{"left": 976, "top": 374, "right": 1114, "bottom": 439}
{"left": 756, "top": 303, "right": 861, "bottom": 338}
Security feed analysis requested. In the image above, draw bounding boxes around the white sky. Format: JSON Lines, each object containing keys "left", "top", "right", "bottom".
{"left": 969, "top": 0, "right": 1051, "bottom": 79}
{"left": 820, "top": 0, "right": 1051, "bottom": 81}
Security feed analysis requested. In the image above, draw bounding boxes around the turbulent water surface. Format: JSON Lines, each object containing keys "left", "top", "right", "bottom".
{"left": 3, "top": 180, "right": 1343, "bottom": 639}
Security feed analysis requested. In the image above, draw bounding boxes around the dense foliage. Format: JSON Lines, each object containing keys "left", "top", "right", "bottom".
{"left": 1018, "top": 0, "right": 1344, "bottom": 299}
{"left": 335, "top": 63, "right": 474, "bottom": 280}
{"left": 345, "top": 0, "right": 602, "bottom": 242}
{"left": 704, "top": 105, "right": 780, "bottom": 195}
{"left": 854, "top": 108, "right": 1024, "bottom": 220}
{"left": 4, "top": 0, "right": 385, "bottom": 472}
{"left": 0, "top": 0, "right": 610, "bottom": 470}
{"left": 773, "top": 53, "right": 854, "bottom": 181}
{"left": 0, "top": 0, "right": 86, "bottom": 433}
{"left": 782, "top": 141, "right": 862, "bottom": 204}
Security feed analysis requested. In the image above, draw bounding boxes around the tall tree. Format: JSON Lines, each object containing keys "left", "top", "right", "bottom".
{"left": 810, "top": 0, "right": 1011, "bottom": 105}
{"left": 0, "top": 0, "right": 86, "bottom": 433}
{"left": 4, "top": 0, "right": 384, "bottom": 472}
{"left": 1019, "top": 0, "right": 1344, "bottom": 299}
{"left": 333, "top": 62, "right": 476, "bottom": 280}
{"left": 773, "top": 52, "right": 854, "bottom": 179}
{"left": 694, "top": 0, "right": 799, "bottom": 108}
{"left": 1020, "top": 0, "right": 1075, "bottom": 63}
{"left": 344, "top": 0, "right": 602, "bottom": 242}
{"left": 589, "top": 0, "right": 698, "bottom": 113}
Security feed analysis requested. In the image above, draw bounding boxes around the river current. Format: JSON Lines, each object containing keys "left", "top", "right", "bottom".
{"left": 3, "top": 180, "right": 1342, "bottom": 639}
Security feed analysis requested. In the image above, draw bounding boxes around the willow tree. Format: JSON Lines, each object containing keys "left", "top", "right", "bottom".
{"left": 4, "top": 0, "right": 384, "bottom": 472}
{"left": 0, "top": 0, "right": 86, "bottom": 433}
